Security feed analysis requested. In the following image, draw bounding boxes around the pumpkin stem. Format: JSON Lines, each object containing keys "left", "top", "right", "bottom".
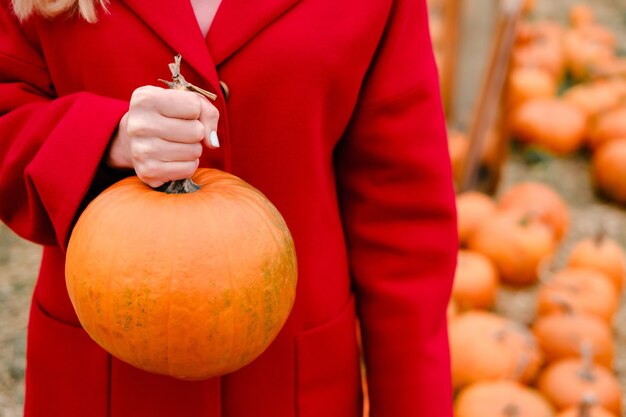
{"left": 578, "top": 340, "right": 596, "bottom": 382}
{"left": 155, "top": 55, "right": 217, "bottom": 194}
{"left": 593, "top": 225, "right": 607, "bottom": 247}
{"left": 502, "top": 404, "right": 520, "bottom": 417}
{"left": 579, "top": 392, "right": 597, "bottom": 417}
{"left": 156, "top": 178, "right": 201, "bottom": 194}
{"left": 517, "top": 210, "right": 537, "bottom": 227}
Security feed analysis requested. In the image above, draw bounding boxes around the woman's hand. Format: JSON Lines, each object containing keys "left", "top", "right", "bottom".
{"left": 106, "top": 85, "right": 220, "bottom": 188}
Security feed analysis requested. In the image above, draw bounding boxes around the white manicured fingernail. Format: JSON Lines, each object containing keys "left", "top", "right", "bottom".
{"left": 209, "top": 130, "right": 220, "bottom": 148}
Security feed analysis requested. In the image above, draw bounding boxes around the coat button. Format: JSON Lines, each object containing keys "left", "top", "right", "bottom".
{"left": 219, "top": 80, "right": 230, "bottom": 101}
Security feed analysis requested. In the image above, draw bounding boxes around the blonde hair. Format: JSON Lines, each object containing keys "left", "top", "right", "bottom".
{"left": 11, "top": 0, "right": 108, "bottom": 22}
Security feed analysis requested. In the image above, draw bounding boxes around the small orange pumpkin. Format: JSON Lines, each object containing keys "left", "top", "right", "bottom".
{"left": 508, "top": 67, "right": 558, "bottom": 110}
{"left": 456, "top": 191, "right": 497, "bottom": 246}
{"left": 536, "top": 268, "right": 618, "bottom": 324}
{"left": 537, "top": 355, "right": 621, "bottom": 415}
{"left": 455, "top": 380, "right": 555, "bottom": 417}
{"left": 532, "top": 311, "right": 614, "bottom": 368}
{"left": 498, "top": 182, "right": 570, "bottom": 241}
{"left": 467, "top": 210, "right": 555, "bottom": 285}
{"left": 66, "top": 169, "right": 298, "bottom": 380}
{"left": 592, "top": 138, "right": 626, "bottom": 205}
{"left": 452, "top": 250, "right": 499, "bottom": 310}
{"left": 510, "top": 99, "right": 588, "bottom": 155}
{"left": 588, "top": 106, "right": 626, "bottom": 150}
{"left": 569, "top": 4, "right": 595, "bottom": 28}
{"left": 557, "top": 393, "right": 617, "bottom": 417}
{"left": 562, "top": 81, "right": 623, "bottom": 119}
{"left": 566, "top": 233, "right": 625, "bottom": 292}
{"left": 449, "top": 311, "right": 542, "bottom": 389}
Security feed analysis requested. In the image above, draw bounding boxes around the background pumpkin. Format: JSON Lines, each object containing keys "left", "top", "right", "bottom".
{"left": 467, "top": 209, "right": 555, "bottom": 285}
{"left": 536, "top": 267, "right": 618, "bottom": 324}
{"left": 449, "top": 311, "right": 542, "bottom": 389}
{"left": 454, "top": 380, "right": 555, "bottom": 417}
{"left": 537, "top": 357, "right": 622, "bottom": 415}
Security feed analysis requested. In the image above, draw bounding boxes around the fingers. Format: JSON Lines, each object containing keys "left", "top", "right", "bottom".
{"left": 198, "top": 97, "right": 220, "bottom": 149}
{"left": 123, "top": 85, "right": 221, "bottom": 187}
{"left": 135, "top": 159, "right": 201, "bottom": 188}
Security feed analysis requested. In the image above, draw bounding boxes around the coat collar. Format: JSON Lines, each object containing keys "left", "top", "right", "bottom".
{"left": 120, "top": 0, "right": 303, "bottom": 86}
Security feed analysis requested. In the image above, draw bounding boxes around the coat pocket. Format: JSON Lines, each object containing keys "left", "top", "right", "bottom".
{"left": 25, "top": 297, "right": 110, "bottom": 417}
{"left": 295, "top": 295, "right": 361, "bottom": 417}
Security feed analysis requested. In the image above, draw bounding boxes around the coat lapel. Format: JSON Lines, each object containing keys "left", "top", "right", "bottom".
{"left": 119, "top": 0, "right": 304, "bottom": 81}
{"left": 119, "top": 0, "right": 220, "bottom": 89}
{"left": 207, "top": 0, "right": 304, "bottom": 66}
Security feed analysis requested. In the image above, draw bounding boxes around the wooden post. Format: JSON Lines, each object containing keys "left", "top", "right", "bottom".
{"left": 459, "top": 0, "right": 523, "bottom": 193}
{"left": 440, "top": 0, "right": 462, "bottom": 120}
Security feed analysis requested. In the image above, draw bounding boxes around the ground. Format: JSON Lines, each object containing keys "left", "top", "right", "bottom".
{"left": 1, "top": 0, "right": 626, "bottom": 416}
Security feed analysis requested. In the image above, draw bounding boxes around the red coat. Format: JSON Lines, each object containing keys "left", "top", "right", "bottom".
{"left": 0, "top": 0, "right": 457, "bottom": 415}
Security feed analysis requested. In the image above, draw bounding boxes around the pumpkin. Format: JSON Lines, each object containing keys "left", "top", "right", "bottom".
{"left": 467, "top": 210, "right": 555, "bottom": 285}
{"left": 536, "top": 268, "right": 618, "bottom": 324}
{"left": 589, "top": 106, "right": 626, "bottom": 150}
{"left": 498, "top": 182, "right": 570, "bottom": 241}
{"left": 592, "top": 138, "right": 626, "bottom": 205}
{"left": 452, "top": 250, "right": 499, "bottom": 310}
{"left": 456, "top": 191, "right": 497, "bottom": 246}
{"left": 512, "top": 22, "right": 566, "bottom": 80}
{"left": 532, "top": 311, "right": 614, "bottom": 368}
{"left": 569, "top": 4, "right": 595, "bottom": 28}
{"left": 566, "top": 233, "right": 625, "bottom": 292}
{"left": 562, "top": 81, "right": 623, "bottom": 119}
{"left": 537, "top": 355, "right": 622, "bottom": 415}
{"left": 455, "top": 380, "right": 555, "bottom": 417}
{"left": 66, "top": 169, "right": 298, "bottom": 380}
{"left": 557, "top": 393, "right": 617, "bottom": 417}
{"left": 507, "top": 67, "right": 557, "bottom": 110}
{"left": 449, "top": 311, "right": 542, "bottom": 389}
{"left": 509, "top": 98, "right": 588, "bottom": 155}
{"left": 563, "top": 30, "right": 616, "bottom": 81}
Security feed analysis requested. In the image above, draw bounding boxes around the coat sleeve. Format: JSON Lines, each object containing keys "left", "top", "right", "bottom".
{"left": 0, "top": 2, "right": 130, "bottom": 249}
{"left": 334, "top": 0, "right": 457, "bottom": 415}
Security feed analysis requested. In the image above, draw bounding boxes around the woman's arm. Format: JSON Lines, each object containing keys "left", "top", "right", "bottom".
{"left": 0, "top": 2, "right": 129, "bottom": 248}
{"left": 334, "top": 0, "right": 457, "bottom": 415}
{"left": 0, "top": 1, "right": 219, "bottom": 248}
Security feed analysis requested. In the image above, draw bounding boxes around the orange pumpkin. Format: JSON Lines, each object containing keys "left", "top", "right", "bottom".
{"left": 562, "top": 81, "right": 624, "bottom": 119}
{"left": 589, "top": 107, "right": 626, "bottom": 150}
{"left": 510, "top": 99, "right": 588, "bottom": 155}
{"left": 538, "top": 357, "right": 621, "bottom": 415}
{"left": 532, "top": 312, "right": 614, "bottom": 368}
{"left": 455, "top": 380, "right": 555, "bottom": 417}
{"left": 449, "top": 311, "right": 542, "bottom": 389}
{"left": 557, "top": 406, "right": 615, "bottom": 417}
{"left": 563, "top": 29, "right": 616, "bottom": 81}
{"left": 512, "top": 22, "right": 566, "bottom": 80}
{"left": 456, "top": 191, "right": 497, "bottom": 246}
{"left": 508, "top": 67, "right": 557, "bottom": 110}
{"left": 592, "top": 138, "right": 626, "bottom": 205}
{"left": 569, "top": 4, "right": 595, "bottom": 28}
{"left": 452, "top": 250, "right": 499, "bottom": 310}
{"left": 536, "top": 268, "right": 618, "bottom": 324}
{"left": 557, "top": 395, "right": 616, "bottom": 417}
{"left": 498, "top": 182, "right": 570, "bottom": 241}
{"left": 566, "top": 234, "right": 625, "bottom": 292}
{"left": 467, "top": 210, "right": 555, "bottom": 285}
{"left": 66, "top": 169, "right": 298, "bottom": 380}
